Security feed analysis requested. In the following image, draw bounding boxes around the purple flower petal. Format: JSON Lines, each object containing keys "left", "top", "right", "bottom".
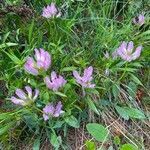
{"left": 43, "top": 103, "right": 55, "bottom": 114}
{"left": 138, "top": 14, "right": 145, "bottom": 26}
{"left": 15, "top": 89, "right": 27, "bottom": 100}
{"left": 10, "top": 96, "right": 25, "bottom": 105}
{"left": 44, "top": 76, "right": 53, "bottom": 89}
{"left": 53, "top": 101, "right": 63, "bottom": 117}
{"left": 25, "top": 86, "right": 32, "bottom": 98}
{"left": 117, "top": 41, "right": 142, "bottom": 61}
{"left": 43, "top": 114, "right": 49, "bottom": 121}
{"left": 73, "top": 70, "right": 81, "bottom": 80}
{"left": 10, "top": 86, "right": 39, "bottom": 106}
{"left": 44, "top": 51, "right": 51, "bottom": 70}
{"left": 133, "top": 14, "right": 145, "bottom": 26}
{"left": 24, "top": 57, "right": 38, "bottom": 75}
{"left": 51, "top": 71, "right": 57, "bottom": 80}
{"left": 83, "top": 66, "right": 93, "bottom": 78}
{"left": 34, "top": 48, "right": 41, "bottom": 61}
{"left": 42, "top": 3, "right": 58, "bottom": 18}
{"left": 43, "top": 102, "right": 63, "bottom": 121}
{"left": 127, "top": 41, "right": 134, "bottom": 54}
{"left": 40, "top": 48, "right": 46, "bottom": 62}
{"left": 45, "top": 72, "right": 66, "bottom": 91}
{"left": 33, "top": 89, "right": 39, "bottom": 100}
{"left": 73, "top": 67, "right": 95, "bottom": 88}
{"left": 24, "top": 64, "right": 39, "bottom": 75}
{"left": 131, "top": 46, "right": 142, "bottom": 60}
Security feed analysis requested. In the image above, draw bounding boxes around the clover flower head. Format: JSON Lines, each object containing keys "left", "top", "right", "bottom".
{"left": 116, "top": 41, "right": 142, "bottom": 62}
{"left": 73, "top": 66, "right": 95, "bottom": 88}
{"left": 133, "top": 14, "right": 145, "bottom": 26}
{"left": 24, "top": 48, "right": 51, "bottom": 75}
{"left": 42, "top": 3, "right": 61, "bottom": 18}
{"left": 43, "top": 101, "right": 63, "bottom": 121}
{"left": 44, "top": 71, "right": 66, "bottom": 91}
{"left": 10, "top": 86, "right": 39, "bottom": 106}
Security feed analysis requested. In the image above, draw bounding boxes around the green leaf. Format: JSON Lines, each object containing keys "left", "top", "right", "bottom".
{"left": 0, "top": 112, "right": 13, "bottom": 120}
{"left": 114, "top": 136, "right": 121, "bottom": 145}
{"left": 112, "top": 84, "right": 120, "bottom": 99}
{"left": 117, "top": 68, "right": 137, "bottom": 72}
{"left": 86, "top": 123, "right": 109, "bottom": 142}
{"left": 53, "top": 121, "right": 64, "bottom": 129}
{"left": 43, "top": 92, "right": 50, "bottom": 102}
{"left": 0, "top": 126, "right": 10, "bottom": 136}
{"left": 45, "top": 0, "right": 51, "bottom": 4}
{"left": 65, "top": 116, "right": 79, "bottom": 128}
{"left": 85, "top": 140, "right": 96, "bottom": 150}
{"left": 3, "top": 32, "right": 10, "bottom": 43}
{"left": 115, "top": 106, "right": 146, "bottom": 120}
{"left": 115, "top": 106, "right": 129, "bottom": 120}
{"left": 124, "top": 107, "right": 146, "bottom": 119}
{"left": 33, "top": 136, "right": 40, "bottom": 150}
{"left": 3, "top": 51, "right": 22, "bottom": 65}
{"left": 61, "top": 66, "right": 77, "bottom": 72}
{"left": 0, "top": 122, "right": 14, "bottom": 136}
{"left": 87, "top": 97, "right": 100, "bottom": 115}
{"left": 50, "top": 133, "right": 61, "bottom": 148}
{"left": 130, "top": 74, "right": 143, "bottom": 86}
{"left": 127, "top": 82, "right": 137, "bottom": 98}
{"left": 0, "top": 43, "right": 18, "bottom": 49}
{"left": 120, "top": 144, "right": 138, "bottom": 150}
{"left": 55, "top": 91, "right": 67, "bottom": 97}
{"left": 28, "top": 20, "right": 34, "bottom": 43}
{"left": 24, "top": 113, "right": 39, "bottom": 129}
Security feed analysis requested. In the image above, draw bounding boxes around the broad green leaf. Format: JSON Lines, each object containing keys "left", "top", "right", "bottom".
{"left": 33, "top": 136, "right": 40, "bottom": 150}
{"left": 65, "top": 116, "right": 79, "bottom": 128}
{"left": 24, "top": 113, "right": 39, "bottom": 129}
{"left": 115, "top": 106, "right": 146, "bottom": 120}
{"left": 124, "top": 107, "right": 146, "bottom": 119}
{"left": 43, "top": 92, "right": 50, "bottom": 102}
{"left": 53, "top": 121, "right": 64, "bottom": 129}
{"left": 87, "top": 97, "right": 100, "bottom": 115}
{"left": 50, "top": 133, "right": 61, "bottom": 148}
{"left": 86, "top": 123, "right": 109, "bottom": 142}
{"left": 85, "top": 140, "right": 96, "bottom": 150}
{"left": 115, "top": 106, "right": 129, "bottom": 120}
{"left": 120, "top": 144, "right": 138, "bottom": 150}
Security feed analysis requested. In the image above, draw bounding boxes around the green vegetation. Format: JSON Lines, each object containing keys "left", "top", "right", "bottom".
{"left": 0, "top": 0, "right": 149, "bottom": 149}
